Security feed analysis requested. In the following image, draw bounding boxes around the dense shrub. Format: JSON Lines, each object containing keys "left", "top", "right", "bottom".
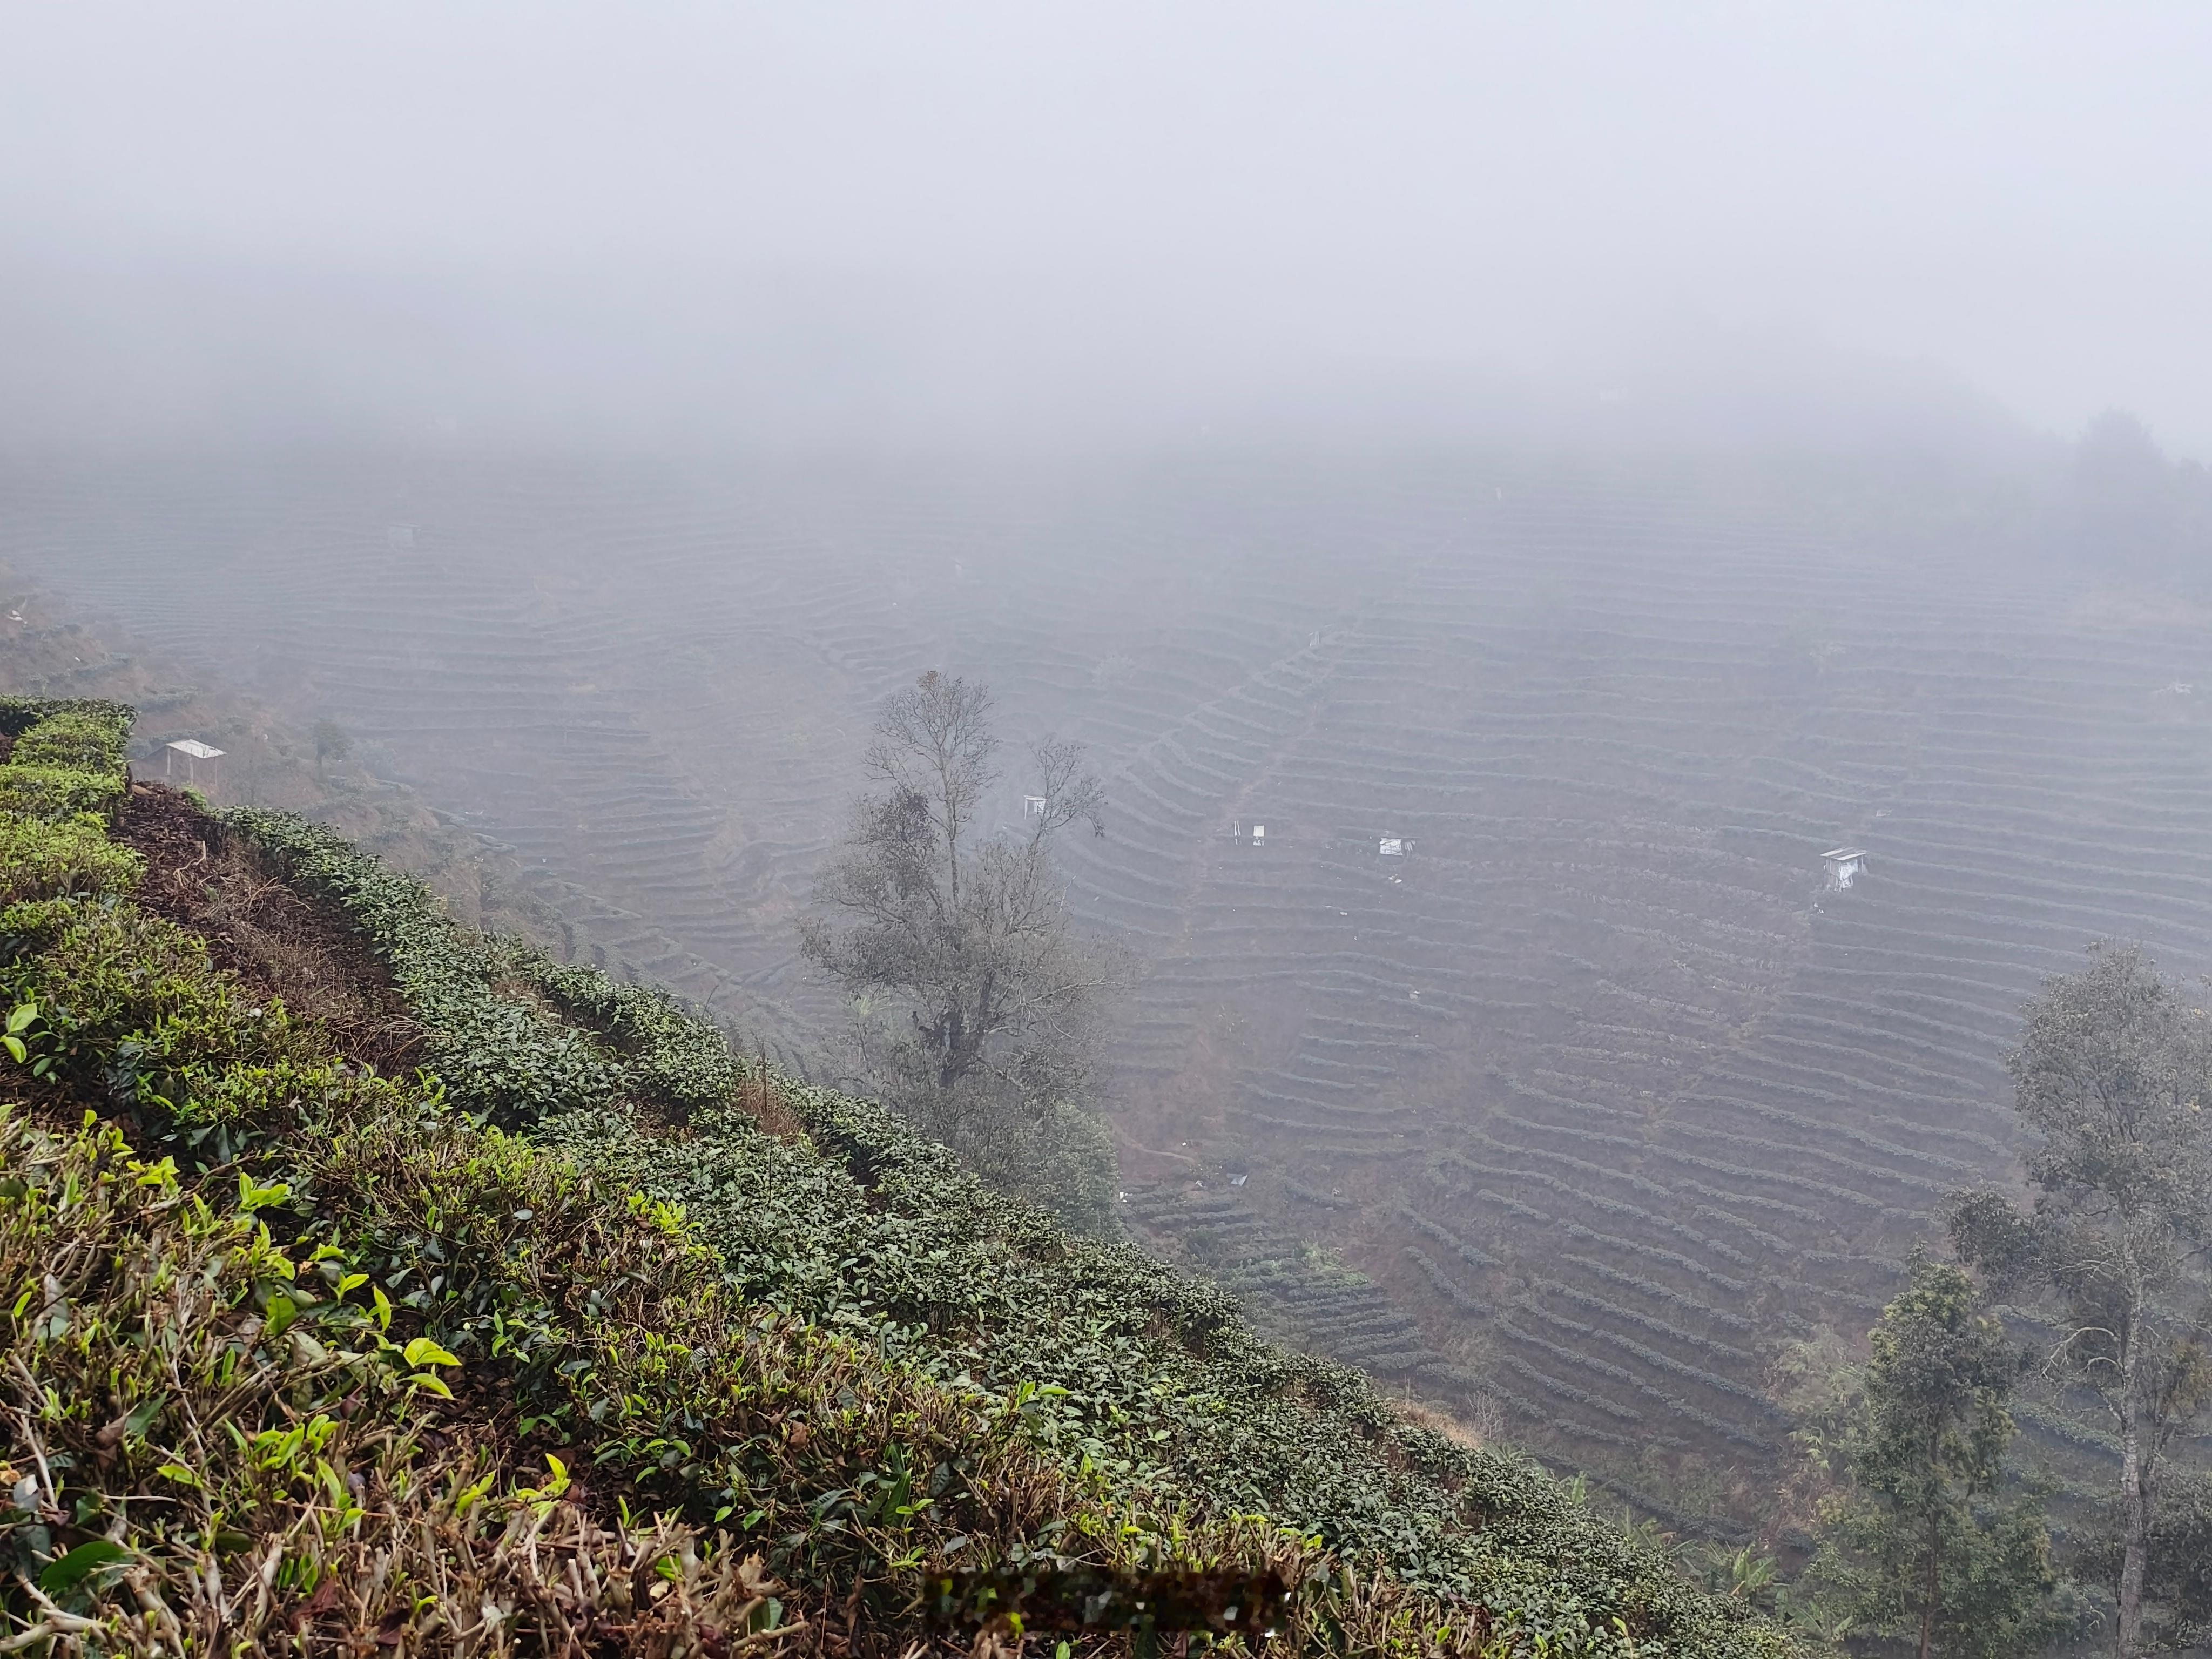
{"left": 0, "top": 707, "right": 137, "bottom": 937}
{"left": 0, "top": 1091, "right": 1332, "bottom": 1655}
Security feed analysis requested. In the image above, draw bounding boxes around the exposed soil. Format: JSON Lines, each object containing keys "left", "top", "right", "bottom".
{"left": 115, "top": 782, "right": 426, "bottom": 1076}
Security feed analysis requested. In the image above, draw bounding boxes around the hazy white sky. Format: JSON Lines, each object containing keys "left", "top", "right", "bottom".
{"left": 4, "top": 3, "right": 2208, "bottom": 453}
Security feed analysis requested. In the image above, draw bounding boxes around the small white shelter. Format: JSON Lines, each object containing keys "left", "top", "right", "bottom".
{"left": 1823, "top": 846, "right": 1869, "bottom": 892}
{"left": 1249, "top": 823, "right": 1265, "bottom": 846}
{"left": 165, "top": 739, "right": 225, "bottom": 792}
{"left": 386, "top": 523, "right": 418, "bottom": 550}
{"left": 1379, "top": 836, "right": 1412, "bottom": 857}
{"left": 1022, "top": 794, "right": 1047, "bottom": 818}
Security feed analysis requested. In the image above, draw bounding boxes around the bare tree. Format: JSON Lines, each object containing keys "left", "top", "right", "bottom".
{"left": 801, "top": 671, "right": 1126, "bottom": 1225}
{"left": 1949, "top": 942, "right": 2212, "bottom": 1656}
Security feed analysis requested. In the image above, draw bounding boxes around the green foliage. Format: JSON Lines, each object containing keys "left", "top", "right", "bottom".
{"left": 0, "top": 698, "right": 133, "bottom": 740}
{"left": 1949, "top": 942, "right": 2212, "bottom": 1654}
{"left": 6, "top": 710, "right": 129, "bottom": 775}
{"left": 0, "top": 812, "right": 141, "bottom": 905}
{"left": 0, "top": 1105, "right": 831, "bottom": 1658}
{"left": 234, "top": 800, "right": 1789, "bottom": 1656}
{"left": 1853, "top": 1256, "right": 2018, "bottom": 1513}
{"left": 939, "top": 1090, "right": 1121, "bottom": 1236}
{"left": 0, "top": 894, "right": 328, "bottom": 1128}
{"left": 0, "top": 703, "right": 1795, "bottom": 1655}
{"left": 301, "top": 1100, "right": 1321, "bottom": 1607}
{"left": 2069, "top": 1471, "right": 2212, "bottom": 1656}
{"left": 0, "top": 1004, "right": 45, "bottom": 1079}
{"left": 0, "top": 710, "right": 135, "bottom": 959}
{"left": 0, "top": 765, "right": 123, "bottom": 824}
{"left": 0, "top": 798, "right": 1420, "bottom": 1655}
{"left": 0, "top": 703, "right": 132, "bottom": 828}
{"left": 232, "top": 810, "right": 699, "bottom": 1124}
{"left": 528, "top": 955, "right": 743, "bottom": 1111}
{"left": 2143, "top": 1471, "right": 2212, "bottom": 1650}
{"left": 1803, "top": 1254, "right": 2069, "bottom": 1658}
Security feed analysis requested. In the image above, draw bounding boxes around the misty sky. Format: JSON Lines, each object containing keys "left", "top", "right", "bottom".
{"left": 4, "top": 3, "right": 2209, "bottom": 454}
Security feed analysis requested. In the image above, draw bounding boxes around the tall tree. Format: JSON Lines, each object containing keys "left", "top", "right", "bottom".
{"left": 1806, "top": 1252, "right": 2067, "bottom": 1659}
{"left": 1949, "top": 942, "right": 2212, "bottom": 1655}
{"left": 801, "top": 671, "right": 1128, "bottom": 1227}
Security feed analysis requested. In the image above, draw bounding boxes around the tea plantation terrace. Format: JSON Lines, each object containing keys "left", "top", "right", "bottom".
{"left": 12, "top": 450, "right": 2212, "bottom": 1527}
{"left": 0, "top": 693, "right": 1786, "bottom": 1656}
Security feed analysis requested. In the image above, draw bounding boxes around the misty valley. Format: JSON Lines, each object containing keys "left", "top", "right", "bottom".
{"left": 6, "top": 432, "right": 2212, "bottom": 1653}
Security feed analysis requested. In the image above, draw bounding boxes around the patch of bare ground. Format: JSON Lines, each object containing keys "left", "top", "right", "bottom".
{"left": 1397, "top": 1394, "right": 1500, "bottom": 1453}
{"left": 735, "top": 1055, "right": 808, "bottom": 1141}
{"left": 114, "top": 781, "right": 426, "bottom": 1076}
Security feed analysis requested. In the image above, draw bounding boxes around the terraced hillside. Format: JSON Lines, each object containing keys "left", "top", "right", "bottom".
{"left": 0, "top": 694, "right": 1789, "bottom": 1657}
{"left": 11, "top": 448, "right": 2212, "bottom": 1523}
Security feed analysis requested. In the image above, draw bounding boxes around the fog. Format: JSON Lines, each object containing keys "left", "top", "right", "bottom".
{"left": 17, "top": 5, "right": 2212, "bottom": 1548}
{"left": 5, "top": 3, "right": 2210, "bottom": 455}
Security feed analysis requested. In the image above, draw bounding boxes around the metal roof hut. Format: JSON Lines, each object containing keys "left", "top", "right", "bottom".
{"left": 1822, "top": 846, "right": 1869, "bottom": 892}
{"left": 165, "top": 739, "right": 224, "bottom": 794}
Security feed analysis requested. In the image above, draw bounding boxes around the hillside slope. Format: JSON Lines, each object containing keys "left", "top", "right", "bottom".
{"left": 0, "top": 697, "right": 1786, "bottom": 1656}
{"left": 17, "top": 451, "right": 2212, "bottom": 1523}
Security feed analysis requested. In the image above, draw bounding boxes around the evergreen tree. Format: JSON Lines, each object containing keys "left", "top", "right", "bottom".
{"left": 1807, "top": 1252, "right": 2068, "bottom": 1659}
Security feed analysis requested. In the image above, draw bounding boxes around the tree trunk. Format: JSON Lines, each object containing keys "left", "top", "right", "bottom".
{"left": 2117, "top": 1285, "right": 2148, "bottom": 1656}
{"left": 941, "top": 769, "right": 961, "bottom": 906}
{"left": 2118, "top": 1419, "right": 2148, "bottom": 1654}
{"left": 1918, "top": 1504, "right": 1939, "bottom": 1659}
{"left": 938, "top": 1007, "right": 965, "bottom": 1093}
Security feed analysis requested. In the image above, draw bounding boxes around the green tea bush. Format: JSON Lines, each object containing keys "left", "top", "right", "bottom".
{"left": 2, "top": 748, "right": 1560, "bottom": 1656}
{"left": 233, "top": 811, "right": 643, "bottom": 1124}
{"left": 0, "top": 896, "right": 321, "bottom": 1121}
{"left": 0, "top": 765, "right": 124, "bottom": 822}
{"left": 6, "top": 709, "right": 128, "bottom": 774}
{"left": 529, "top": 955, "right": 742, "bottom": 1110}
{"left": 0, "top": 704, "right": 131, "bottom": 831}
{"left": 232, "top": 802, "right": 1792, "bottom": 1657}
{"left": 0, "top": 1105, "right": 830, "bottom": 1659}
{"left": 0, "top": 696, "right": 132, "bottom": 734}
{"left": 0, "top": 813, "right": 141, "bottom": 905}
{"left": 0, "top": 1111, "right": 1514, "bottom": 1658}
